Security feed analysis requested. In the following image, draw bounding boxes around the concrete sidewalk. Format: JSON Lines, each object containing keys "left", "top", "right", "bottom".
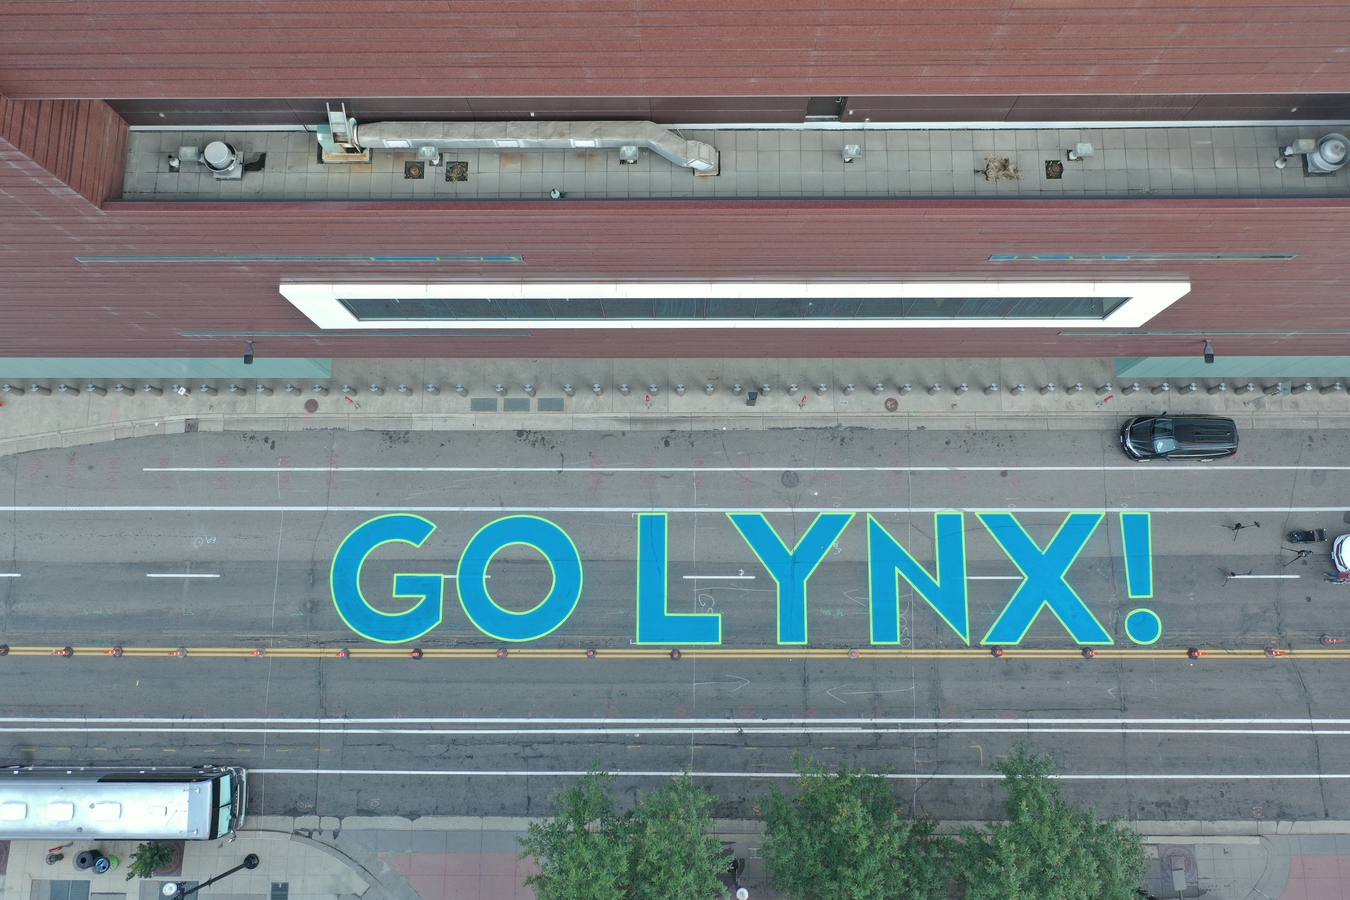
{"left": 5, "top": 816, "right": 1350, "bottom": 900}
{"left": 3, "top": 357, "right": 1350, "bottom": 457}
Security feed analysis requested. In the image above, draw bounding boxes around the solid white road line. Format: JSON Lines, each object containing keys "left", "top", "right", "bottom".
{"left": 146, "top": 573, "right": 220, "bottom": 578}
{"left": 14, "top": 725, "right": 1350, "bottom": 736}
{"left": 145, "top": 465, "right": 1350, "bottom": 473}
{"left": 682, "top": 575, "right": 756, "bottom": 580}
{"left": 967, "top": 576, "right": 1023, "bottom": 580}
{"left": 5, "top": 505, "right": 1349, "bottom": 514}
{"left": 251, "top": 767, "right": 1350, "bottom": 781}
{"left": 0, "top": 573, "right": 19, "bottom": 577}
{"left": 1226, "top": 574, "right": 1301, "bottom": 580}
{"left": 10, "top": 715, "right": 1350, "bottom": 726}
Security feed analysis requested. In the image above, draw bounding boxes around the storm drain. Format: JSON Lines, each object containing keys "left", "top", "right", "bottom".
{"left": 271, "top": 884, "right": 289, "bottom": 900}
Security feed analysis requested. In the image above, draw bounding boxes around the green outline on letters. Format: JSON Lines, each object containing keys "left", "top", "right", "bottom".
{"left": 329, "top": 513, "right": 445, "bottom": 644}
{"left": 977, "top": 511, "right": 1112, "bottom": 646}
{"left": 455, "top": 514, "right": 583, "bottom": 643}
{"left": 634, "top": 512, "right": 722, "bottom": 645}
{"left": 727, "top": 511, "right": 855, "bottom": 645}
{"left": 1124, "top": 608, "right": 1163, "bottom": 645}
{"left": 867, "top": 513, "right": 969, "bottom": 645}
{"left": 1120, "top": 511, "right": 1154, "bottom": 599}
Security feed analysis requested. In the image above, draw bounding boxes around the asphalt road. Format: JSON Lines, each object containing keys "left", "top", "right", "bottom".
{"left": 2, "top": 425, "right": 1350, "bottom": 823}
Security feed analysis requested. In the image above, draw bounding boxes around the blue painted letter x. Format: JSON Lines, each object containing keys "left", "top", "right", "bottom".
{"left": 977, "top": 512, "right": 1111, "bottom": 646}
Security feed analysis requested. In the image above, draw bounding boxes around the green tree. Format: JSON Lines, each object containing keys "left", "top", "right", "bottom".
{"left": 628, "top": 775, "right": 728, "bottom": 900}
{"left": 519, "top": 770, "right": 728, "bottom": 900}
{"left": 520, "top": 771, "right": 630, "bottom": 900}
{"left": 760, "top": 756, "right": 946, "bottom": 900}
{"left": 125, "top": 841, "right": 176, "bottom": 880}
{"left": 952, "top": 745, "right": 1147, "bottom": 900}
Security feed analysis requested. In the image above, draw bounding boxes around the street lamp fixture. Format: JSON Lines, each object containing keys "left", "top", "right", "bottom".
{"left": 161, "top": 854, "right": 260, "bottom": 900}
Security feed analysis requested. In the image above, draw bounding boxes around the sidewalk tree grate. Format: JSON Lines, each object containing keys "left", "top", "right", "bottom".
{"left": 537, "top": 398, "right": 564, "bottom": 411}
{"left": 49, "top": 882, "right": 90, "bottom": 900}
{"left": 469, "top": 398, "right": 497, "bottom": 412}
{"left": 504, "top": 398, "right": 531, "bottom": 411}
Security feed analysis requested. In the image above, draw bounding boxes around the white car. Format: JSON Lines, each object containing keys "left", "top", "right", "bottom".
{"left": 1334, "top": 534, "right": 1350, "bottom": 574}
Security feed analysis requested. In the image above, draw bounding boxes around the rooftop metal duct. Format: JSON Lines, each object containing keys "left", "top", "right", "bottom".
{"left": 350, "top": 120, "right": 719, "bottom": 175}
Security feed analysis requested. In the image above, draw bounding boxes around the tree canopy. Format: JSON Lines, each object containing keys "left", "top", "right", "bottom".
{"left": 760, "top": 756, "right": 945, "bottom": 900}
{"left": 951, "top": 746, "right": 1148, "bottom": 900}
{"left": 520, "top": 769, "right": 728, "bottom": 900}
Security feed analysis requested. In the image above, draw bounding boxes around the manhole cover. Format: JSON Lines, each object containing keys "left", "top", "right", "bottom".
{"left": 304, "top": 399, "right": 319, "bottom": 413}
{"left": 884, "top": 398, "right": 899, "bottom": 412}
{"left": 781, "top": 471, "right": 800, "bottom": 488}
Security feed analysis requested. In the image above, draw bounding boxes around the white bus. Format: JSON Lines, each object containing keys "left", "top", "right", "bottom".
{"left": 0, "top": 766, "right": 246, "bottom": 840}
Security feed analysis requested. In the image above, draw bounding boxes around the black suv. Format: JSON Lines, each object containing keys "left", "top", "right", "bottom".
{"left": 1119, "top": 415, "right": 1238, "bottom": 461}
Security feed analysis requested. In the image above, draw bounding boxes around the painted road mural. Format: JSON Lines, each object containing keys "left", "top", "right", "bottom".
{"left": 332, "top": 510, "right": 1159, "bottom": 647}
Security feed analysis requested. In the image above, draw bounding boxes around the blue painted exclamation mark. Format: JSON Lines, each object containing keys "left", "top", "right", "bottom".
{"left": 1120, "top": 512, "right": 1161, "bottom": 644}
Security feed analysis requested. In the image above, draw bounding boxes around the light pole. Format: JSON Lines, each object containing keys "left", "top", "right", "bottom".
{"left": 161, "top": 854, "right": 260, "bottom": 900}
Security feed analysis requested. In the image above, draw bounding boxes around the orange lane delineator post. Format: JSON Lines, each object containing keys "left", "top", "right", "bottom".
{"left": 53, "top": 646, "right": 73, "bottom": 658}
{"left": 335, "top": 648, "right": 351, "bottom": 659}
{"left": 169, "top": 647, "right": 187, "bottom": 658}
{"left": 1187, "top": 647, "right": 1202, "bottom": 659}
{"left": 1322, "top": 634, "right": 1345, "bottom": 645}
{"left": 105, "top": 647, "right": 123, "bottom": 657}
{"left": 495, "top": 648, "right": 508, "bottom": 659}
{"left": 0, "top": 645, "right": 7, "bottom": 656}
{"left": 409, "top": 648, "right": 424, "bottom": 659}
{"left": 1265, "top": 646, "right": 1287, "bottom": 658}
{"left": 1082, "top": 648, "right": 1097, "bottom": 659}
{"left": 848, "top": 648, "right": 860, "bottom": 659}
{"left": 670, "top": 649, "right": 682, "bottom": 660}
{"left": 990, "top": 646, "right": 1005, "bottom": 658}
{"left": 585, "top": 648, "right": 597, "bottom": 658}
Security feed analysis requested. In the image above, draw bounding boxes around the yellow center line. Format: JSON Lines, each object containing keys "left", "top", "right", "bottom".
{"left": 0, "top": 645, "right": 1344, "bottom": 660}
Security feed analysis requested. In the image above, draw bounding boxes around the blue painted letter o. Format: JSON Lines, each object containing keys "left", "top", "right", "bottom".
{"left": 457, "top": 516, "right": 583, "bottom": 642}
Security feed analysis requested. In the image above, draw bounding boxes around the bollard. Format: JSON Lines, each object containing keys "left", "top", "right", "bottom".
{"left": 872, "top": 383, "right": 885, "bottom": 395}
{"left": 592, "top": 384, "right": 603, "bottom": 395}
{"left": 1067, "top": 382, "right": 1084, "bottom": 394}
{"left": 757, "top": 384, "right": 769, "bottom": 394}
{"left": 227, "top": 384, "right": 245, "bottom": 394}
{"left": 197, "top": 384, "right": 217, "bottom": 396}
{"left": 256, "top": 384, "right": 273, "bottom": 396}
{"left": 955, "top": 383, "right": 969, "bottom": 394}
{"left": 284, "top": 384, "right": 298, "bottom": 393}
{"left": 86, "top": 384, "right": 108, "bottom": 396}
{"left": 1, "top": 384, "right": 23, "bottom": 395}
{"left": 1207, "top": 382, "right": 1228, "bottom": 395}
{"left": 1298, "top": 382, "right": 1314, "bottom": 393}
{"left": 1039, "top": 383, "right": 1056, "bottom": 395}
{"left": 340, "top": 384, "right": 358, "bottom": 395}
{"left": 1121, "top": 382, "right": 1141, "bottom": 394}
{"left": 620, "top": 383, "right": 632, "bottom": 395}
{"left": 114, "top": 383, "right": 136, "bottom": 395}
{"left": 815, "top": 384, "right": 828, "bottom": 395}
{"left": 453, "top": 384, "right": 466, "bottom": 395}
{"left": 898, "top": 383, "right": 912, "bottom": 395}
{"left": 30, "top": 384, "right": 53, "bottom": 395}
{"left": 141, "top": 384, "right": 162, "bottom": 396}
{"left": 523, "top": 384, "right": 535, "bottom": 395}
{"left": 494, "top": 384, "right": 507, "bottom": 395}
{"left": 788, "top": 383, "right": 799, "bottom": 394}
{"left": 1263, "top": 383, "right": 1283, "bottom": 397}
{"left": 649, "top": 384, "right": 660, "bottom": 395}
{"left": 397, "top": 384, "right": 411, "bottom": 394}
{"left": 312, "top": 384, "right": 329, "bottom": 396}
{"left": 1095, "top": 383, "right": 1113, "bottom": 396}
{"left": 984, "top": 383, "right": 999, "bottom": 395}
{"left": 367, "top": 384, "right": 384, "bottom": 395}
{"left": 1150, "top": 382, "right": 1170, "bottom": 395}
{"left": 58, "top": 383, "right": 80, "bottom": 395}
{"left": 425, "top": 383, "right": 439, "bottom": 394}
{"left": 563, "top": 384, "right": 575, "bottom": 396}
{"left": 1177, "top": 382, "right": 1198, "bottom": 394}
{"left": 732, "top": 383, "right": 743, "bottom": 395}
{"left": 704, "top": 384, "right": 716, "bottom": 394}
{"left": 928, "top": 383, "right": 943, "bottom": 395}
{"left": 1010, "top": 383, "right": 1026, "bottom": 394}
{"left": 1320, "top": 382, "right": 1344, "bottom": 394}
{"left": 1238, "top": 382, "right": 1256, "bottom": 393}
{"left": 674, "top": 384, "right": 685, "bottom": 395}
